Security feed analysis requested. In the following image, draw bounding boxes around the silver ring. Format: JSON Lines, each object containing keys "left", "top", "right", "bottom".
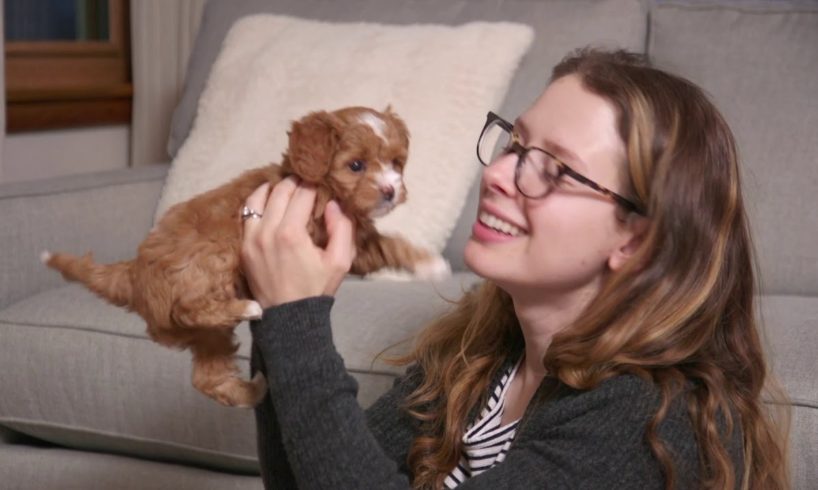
{"left": 240, "top": 206, "right": 263, "bottom": 221}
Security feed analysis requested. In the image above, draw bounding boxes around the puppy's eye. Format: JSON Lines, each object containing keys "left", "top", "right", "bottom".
{"left": 392, "top": 158, "right": 404, "bottom": 168}
{"left": 348, "top": 160, "right": 366, "bottom": 172}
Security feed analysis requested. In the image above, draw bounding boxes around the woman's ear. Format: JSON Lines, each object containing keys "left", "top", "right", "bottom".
{"left": 608, "top": 214, "right": 650, "bottom": 272}
{"left": 285, "top": 111, "right": 342, "bottom": 183}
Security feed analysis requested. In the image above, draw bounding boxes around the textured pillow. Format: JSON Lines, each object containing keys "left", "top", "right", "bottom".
{"left": 155, "top": 14, "right": 533, "bottom": 253}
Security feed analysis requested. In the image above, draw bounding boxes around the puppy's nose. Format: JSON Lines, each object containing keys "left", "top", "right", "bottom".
{"left": 381, "top": 185, "right": 396, "bottom": 202}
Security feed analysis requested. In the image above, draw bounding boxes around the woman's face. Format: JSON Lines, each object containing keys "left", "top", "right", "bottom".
{"left": 464, "top": 74, "right": 634, "bottom": 300}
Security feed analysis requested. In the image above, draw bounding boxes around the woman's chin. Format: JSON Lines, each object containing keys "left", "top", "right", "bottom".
{"left": 464, "top": 239, "right": 497, "bottom": 279}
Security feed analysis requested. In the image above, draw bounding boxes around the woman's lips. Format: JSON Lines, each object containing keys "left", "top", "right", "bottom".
{"left": 471, "top": 219, "right": 521, "bottom": 243}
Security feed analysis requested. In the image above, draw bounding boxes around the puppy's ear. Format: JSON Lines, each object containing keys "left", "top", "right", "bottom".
{"left": 382, "top": 106, "right": 410, "bottom": 147}
{"left": 285, "top": 111, "right": 342, "bottom": 183}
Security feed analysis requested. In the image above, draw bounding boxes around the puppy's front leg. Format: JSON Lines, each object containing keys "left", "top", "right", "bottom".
{"left": 351, "top": 234, "right": 450, "bottom": 280}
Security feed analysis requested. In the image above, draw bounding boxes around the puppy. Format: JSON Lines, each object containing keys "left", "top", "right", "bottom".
{"left": 44, "top": 106, "right": 449, "bottom": 408}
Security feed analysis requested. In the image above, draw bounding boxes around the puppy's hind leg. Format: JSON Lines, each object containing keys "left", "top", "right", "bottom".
{"left": 171, "top": 296, "right": 263, "bottom": 330}
{"left": 190, "top": 333, "right": 268, "bottom": 408}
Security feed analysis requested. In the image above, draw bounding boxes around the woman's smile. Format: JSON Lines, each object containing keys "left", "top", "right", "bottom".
{"left": 472, "top": 203, "right": 528, "bottom": 243}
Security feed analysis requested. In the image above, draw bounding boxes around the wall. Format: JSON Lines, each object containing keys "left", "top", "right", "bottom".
{"left": 2, "top": 126, "right": 130, "bottom": 183}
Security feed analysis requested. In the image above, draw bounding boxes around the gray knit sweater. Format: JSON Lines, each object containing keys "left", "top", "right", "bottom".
{"left": 250, "top": 296, "right": 743, "bottom": 489}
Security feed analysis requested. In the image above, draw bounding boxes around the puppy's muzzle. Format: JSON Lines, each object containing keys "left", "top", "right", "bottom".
{"left": 380, "top": 185, "right": 396, "bottom": 202}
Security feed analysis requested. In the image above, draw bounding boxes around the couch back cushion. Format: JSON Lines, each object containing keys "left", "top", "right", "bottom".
{"left": 757, "top": 294, "right": 818, "bottom": 488}
{"left": 648, "top": 0, "right": 818, "bottom": 295}
{"left": 167, "top": 0, "right": 649, "bottom": 269}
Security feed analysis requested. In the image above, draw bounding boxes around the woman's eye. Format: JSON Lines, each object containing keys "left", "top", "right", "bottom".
{"left": 348, "top": 160, "right": 366, "bottom": 172}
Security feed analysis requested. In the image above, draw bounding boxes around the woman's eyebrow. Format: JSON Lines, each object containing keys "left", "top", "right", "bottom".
{"left": 513, "top": 117, "right": 588, "bottom": 171}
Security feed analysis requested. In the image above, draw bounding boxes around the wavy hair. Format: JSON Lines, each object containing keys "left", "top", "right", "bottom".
{"left": 393, "top": 48, "right": 789, "bottom": 490}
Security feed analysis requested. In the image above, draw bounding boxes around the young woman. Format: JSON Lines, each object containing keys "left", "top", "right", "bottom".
{"left": 240, "top": 48, "right": 789, "bottom": 489}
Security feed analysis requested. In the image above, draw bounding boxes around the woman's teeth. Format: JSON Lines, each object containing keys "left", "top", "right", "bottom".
{"left": 479, "top": 211, "right": 523, "bottom": 237}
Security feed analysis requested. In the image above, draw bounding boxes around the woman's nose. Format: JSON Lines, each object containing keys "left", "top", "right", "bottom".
{"left": 482, "top": 153, "right": 518, "bottom": 196}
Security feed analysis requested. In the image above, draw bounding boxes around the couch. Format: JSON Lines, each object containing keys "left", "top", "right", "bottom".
{"left": 1, "top": 1, "right": 816, "bottom": 488}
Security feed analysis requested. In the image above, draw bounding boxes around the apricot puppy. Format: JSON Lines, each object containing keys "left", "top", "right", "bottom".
{"left": 44, "top": 106, "right": 449, "bottom": 408}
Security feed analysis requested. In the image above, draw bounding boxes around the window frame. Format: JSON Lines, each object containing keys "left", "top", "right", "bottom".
{"left": 4, "top": 0, "right": 132, "bottom": 132}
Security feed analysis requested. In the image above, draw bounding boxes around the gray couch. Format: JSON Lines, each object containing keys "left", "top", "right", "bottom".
{"left": 1, "top": 1, "right": 816, "bottom": 488}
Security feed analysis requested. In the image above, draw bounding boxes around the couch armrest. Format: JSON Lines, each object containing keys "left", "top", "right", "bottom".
{"left": 0, "top": 165, "right": 169, "bottom": 310}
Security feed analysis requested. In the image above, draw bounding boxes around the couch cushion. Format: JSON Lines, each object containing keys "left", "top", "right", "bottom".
{"left": 758, "top": 294, "right": 818, "bottom": 488}
{"left": 0, "top": 273, "right": 480, "bottom": 473}
{"left": 0, "top": 441, "right": 261, "bottom": 490}
{"left": 167, "top": 0, "right": 649, "bottom": 270}
{"left": 648, "top": 1, "right": 818, "bottom": 295}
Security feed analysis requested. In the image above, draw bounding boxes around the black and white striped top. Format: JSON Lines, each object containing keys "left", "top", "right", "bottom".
{"left": 443, "top": 359, "right": 522, "bottom": 488}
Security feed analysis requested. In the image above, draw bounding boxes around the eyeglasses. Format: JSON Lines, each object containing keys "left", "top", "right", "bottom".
{"left": 476, "top": 112, "right": 644, "bottom": 215}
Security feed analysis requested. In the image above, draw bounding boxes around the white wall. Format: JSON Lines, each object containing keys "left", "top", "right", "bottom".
{"left": 2, "top": 126, "right": 130, "bottom": 183}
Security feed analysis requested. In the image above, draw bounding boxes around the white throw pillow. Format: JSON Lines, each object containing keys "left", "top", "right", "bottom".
{"left": 156, "top": 14, "right": 533, "bottom": 253}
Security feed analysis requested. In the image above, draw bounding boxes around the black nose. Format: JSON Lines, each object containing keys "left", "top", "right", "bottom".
{"left": 381, "top": 185, "right": 395, "bottom": 202}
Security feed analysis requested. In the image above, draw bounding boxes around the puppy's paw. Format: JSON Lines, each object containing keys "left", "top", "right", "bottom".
{"left": 249, "top": 372, "right": 268, "bottom": 407}
{"left": 241, "top": 300, "right": 264, "bottom": 320}
{"left": 414, "top": 255, "right": 452, "bottom": 281}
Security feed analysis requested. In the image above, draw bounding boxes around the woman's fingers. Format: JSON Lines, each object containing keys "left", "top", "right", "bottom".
{"left": 324, "top": 200, "right": 356, "bottom": 270}
{"left": 279, "top": 183, "right": 318, "bottom": 230}
{"left": 241, "top": 180, "right": 355, "bottom": 305}
{"left": 245, "top": 182, "right": 272, "bottom": 210}
{"left": 242, "top": 183, "right": 271, "bottom": 241}
{"left": 262, "top": 177, "right": 300, "bottom": 227}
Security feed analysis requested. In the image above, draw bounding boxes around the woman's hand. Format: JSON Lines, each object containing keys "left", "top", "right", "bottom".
{"left": 240, "top": 177, "right": 356, "bottom": 309}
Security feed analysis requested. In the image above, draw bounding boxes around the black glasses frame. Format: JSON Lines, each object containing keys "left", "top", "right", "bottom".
{"left": 477, "top": 112, "right": 644, "bottom": 215}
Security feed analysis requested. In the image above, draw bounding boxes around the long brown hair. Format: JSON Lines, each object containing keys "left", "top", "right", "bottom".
{"left": 395, "top": 48, "right": 789, "bottom": 490}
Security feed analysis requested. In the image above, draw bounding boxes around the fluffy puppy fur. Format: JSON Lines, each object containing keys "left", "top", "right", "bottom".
{"left": 44, "top": 106, "right": 448, "bottom": 408}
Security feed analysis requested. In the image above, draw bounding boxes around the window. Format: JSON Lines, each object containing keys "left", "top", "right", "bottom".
{"left": 4, "top": 0, "right": 132, "bottom": 132}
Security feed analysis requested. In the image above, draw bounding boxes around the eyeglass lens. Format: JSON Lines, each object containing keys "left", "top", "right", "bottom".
{"left": 478, "top": 120, "right": 558, "bottom": 198}
{"left": 477, "top": 119, "right": 512, "bottom": 166}
{"left": 516, "top": 150, "right": 557, "bottom": 197}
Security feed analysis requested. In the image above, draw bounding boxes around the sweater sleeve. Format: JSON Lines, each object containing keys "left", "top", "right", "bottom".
{"left": 250, "top": 296, "right": 414, "bottom": 489}
{"left": 251, "top": 341, "right": 298, "bottom": 489}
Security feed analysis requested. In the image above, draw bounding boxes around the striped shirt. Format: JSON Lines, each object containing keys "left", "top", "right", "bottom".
{"left": 444, "top": 359, "right": 522, "bottom": 488}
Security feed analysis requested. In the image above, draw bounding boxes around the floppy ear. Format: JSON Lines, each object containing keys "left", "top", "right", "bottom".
{"left": 284, "top": 111, "right": 342, "bottom": 183}
{"left": 382, "top": 105, "right": 410, "bottom": 147}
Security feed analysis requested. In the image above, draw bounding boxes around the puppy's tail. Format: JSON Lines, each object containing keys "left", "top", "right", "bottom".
{"left": 42, "top": 250, "right": 134, "bottom": 308}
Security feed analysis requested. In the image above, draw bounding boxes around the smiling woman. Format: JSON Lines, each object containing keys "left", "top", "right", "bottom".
{"left": 3, "top": 0, "right": 131, "bottom": 132}
{"left": 244, "top": 47, "right": 789, "bottom": 490}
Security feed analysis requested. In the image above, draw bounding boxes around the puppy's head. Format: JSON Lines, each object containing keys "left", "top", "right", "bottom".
{"left": 283, "top": 106, "right": 410, "bottom": 219}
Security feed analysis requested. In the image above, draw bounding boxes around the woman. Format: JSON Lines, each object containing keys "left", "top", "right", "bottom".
{"left": 240, "top": 48, "right": 789, "bottom": 489}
